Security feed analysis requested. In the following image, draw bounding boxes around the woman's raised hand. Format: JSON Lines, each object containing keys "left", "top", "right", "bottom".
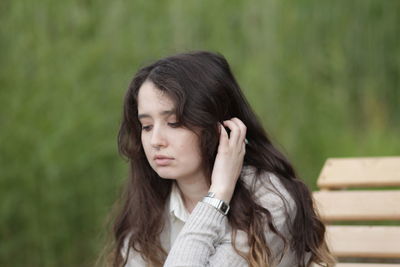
{"left": 209, "top": 118, "right": 247, "bottom": 203}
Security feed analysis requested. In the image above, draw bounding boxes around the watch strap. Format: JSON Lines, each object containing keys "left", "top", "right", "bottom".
{"left": 201, "top": 192, "right": 230, "bottom": 215}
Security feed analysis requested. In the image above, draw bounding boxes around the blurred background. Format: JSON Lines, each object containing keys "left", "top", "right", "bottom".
{"left": 1, "top": 0, "right": 399, "bottom": 266}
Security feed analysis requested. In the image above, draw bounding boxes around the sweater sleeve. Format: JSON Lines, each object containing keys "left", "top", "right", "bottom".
{"left": 164, "top": 169, "right": 303, "bottom": 267}
{"left": 164, "top": 201, "right": 244, "bottom": 267}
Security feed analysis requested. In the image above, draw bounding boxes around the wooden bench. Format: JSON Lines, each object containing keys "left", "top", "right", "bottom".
{"left": 313, "top": 157, "right": 400, "bottom": 267}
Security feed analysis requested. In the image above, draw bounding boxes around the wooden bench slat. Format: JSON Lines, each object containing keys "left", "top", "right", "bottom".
{"left": 313, "top": 191, "right": 400, "bottom": 221}
{"left": 317, "top": 157, "right": 400, "bottom": 189}
{"left": 326, "top": 226, "right": 400, "bottom": 258}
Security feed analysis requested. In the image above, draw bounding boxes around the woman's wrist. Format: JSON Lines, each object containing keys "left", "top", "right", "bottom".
{"left": 208, "top": 185, "right": 235, "bottom": 203}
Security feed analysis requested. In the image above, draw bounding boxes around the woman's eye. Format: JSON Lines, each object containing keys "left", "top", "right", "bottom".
{"left": 141, "top": 125, "right": 152, "bottom": 131}
{"left": 168, "top": 122, "right": 181, "bottom": 128}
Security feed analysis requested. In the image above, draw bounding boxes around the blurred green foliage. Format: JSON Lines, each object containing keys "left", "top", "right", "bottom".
{"left": 0, "top": 0, "right": 399, "bottom": 266}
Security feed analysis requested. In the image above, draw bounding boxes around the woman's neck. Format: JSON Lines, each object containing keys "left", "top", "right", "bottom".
{"left": 175, "top": 176, "right": 210, "bottom": 213}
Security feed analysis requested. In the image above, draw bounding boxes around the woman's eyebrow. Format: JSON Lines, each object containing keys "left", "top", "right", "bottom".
{"left": 138, "top": 110, "right": 175, "bottom": 120}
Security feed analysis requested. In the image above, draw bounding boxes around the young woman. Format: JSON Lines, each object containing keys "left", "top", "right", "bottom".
{"left": 111, "top": 51, "right": 334, "bottom": 266}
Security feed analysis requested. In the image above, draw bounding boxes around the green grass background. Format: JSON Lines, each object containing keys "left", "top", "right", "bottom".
{"left": 1, "top": 0, "right": 399, "bottom": 266}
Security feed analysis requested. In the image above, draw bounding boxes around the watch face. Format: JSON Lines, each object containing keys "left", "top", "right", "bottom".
{"left": 202, "top": 195, "right": 230, "bottom": 215}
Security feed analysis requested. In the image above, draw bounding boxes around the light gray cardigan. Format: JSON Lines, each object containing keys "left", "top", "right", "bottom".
{"left": 164, "top": 167, "right": 307, "bottom": 266}
{"left": 124, "top": 166, "right": 310, "bottom": 266}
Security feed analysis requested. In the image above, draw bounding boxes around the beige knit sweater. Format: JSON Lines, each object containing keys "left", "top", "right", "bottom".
{"left": 124, "top": 166, "right": 310, "bottom": 266}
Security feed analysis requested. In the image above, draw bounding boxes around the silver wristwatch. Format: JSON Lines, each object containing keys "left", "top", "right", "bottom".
{"left": 201, "top": 192, "right": 230, "bottom": 215}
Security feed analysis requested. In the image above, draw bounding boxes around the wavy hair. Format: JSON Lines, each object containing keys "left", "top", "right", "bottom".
{"left": 108, "top": 51, "right": 335, "bottom": 267}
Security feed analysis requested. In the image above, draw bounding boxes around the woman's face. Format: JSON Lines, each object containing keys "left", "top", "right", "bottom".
{"left": 137, "top": 80, "right": 206, "bottom": 182}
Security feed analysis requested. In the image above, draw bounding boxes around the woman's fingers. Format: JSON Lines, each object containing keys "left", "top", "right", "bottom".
{"left": 218, "top": 123, "right": 229, "bottom": 148}
{"left": 222, "top": 120, "right": 239, "bottom": 145}
{"left": 222, "top": 118, "right": 247, "bottom": 146}
{"left": 231, "top": 117, "right": 247, "bottom": 145}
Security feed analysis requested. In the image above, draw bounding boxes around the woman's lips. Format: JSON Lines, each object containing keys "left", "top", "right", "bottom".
{"left": 154, "top": 156, "right": 174, "bottom": 166}
{"left": 155, "top": 158, "right": 173, "bottom": 166}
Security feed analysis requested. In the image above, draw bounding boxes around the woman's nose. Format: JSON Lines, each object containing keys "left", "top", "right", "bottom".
{"left": 150, "top": 126, "right": 167, "bottom": 148}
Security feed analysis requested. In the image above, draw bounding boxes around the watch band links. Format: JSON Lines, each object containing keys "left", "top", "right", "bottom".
{"left": 201, "top": 192, "right": 230, "bottom": 215}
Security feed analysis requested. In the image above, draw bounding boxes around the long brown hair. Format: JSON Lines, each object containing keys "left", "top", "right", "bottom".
{"left": 109, "top": 51, "right": 335, "bottom": 266}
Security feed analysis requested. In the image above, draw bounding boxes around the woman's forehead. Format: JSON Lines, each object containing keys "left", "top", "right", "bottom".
{"left": 137, "top": 81, "right": 176, "bottom": 116}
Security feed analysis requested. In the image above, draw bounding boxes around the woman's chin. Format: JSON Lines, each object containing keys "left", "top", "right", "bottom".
{"left": 155, "top": 169, "right": 177, "bottom": 180}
